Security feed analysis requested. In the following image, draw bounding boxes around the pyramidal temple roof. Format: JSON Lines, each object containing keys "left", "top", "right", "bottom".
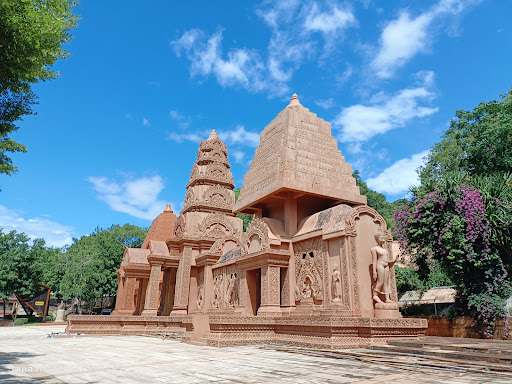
{"left": 234, "top": 94, "right": 366, "bottom": 213}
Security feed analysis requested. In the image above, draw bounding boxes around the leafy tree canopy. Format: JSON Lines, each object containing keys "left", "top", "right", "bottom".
{"left": 58, "top": 224, "right": 147, "bottom": 313}
{"left": 0, "top": 0, "right": 78, "bottom": 176}
{"left": 0, "top": 229, "right": 45, "bottom": 300}
{"left": 419, "top": 87, "right": 512, "bottom": 185}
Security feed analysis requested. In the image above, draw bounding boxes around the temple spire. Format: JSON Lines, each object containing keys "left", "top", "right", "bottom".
{"left": 208, "top": 129, "right": 218, "bottom": 140}
{"left": 164, "top": 203, "right": 173, "bottom": 213}
{"left": 289, "top": 93, "right": 301, "bottom": 107}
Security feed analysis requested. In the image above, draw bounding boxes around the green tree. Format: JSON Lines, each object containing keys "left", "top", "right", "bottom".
{"left": 0, "top": 229, "right": 44, "bottom": 316}
{"left": 59, "top": 224, "right": 147, "bottom": 314}
{"left": 0, "top": 0, "right": 78, "bottom": 176}
{"left": 419, "top": 87, "right": 512, "bottom": 185}
{"left": 234, "top": 188, "right": 253, "bottom": 231}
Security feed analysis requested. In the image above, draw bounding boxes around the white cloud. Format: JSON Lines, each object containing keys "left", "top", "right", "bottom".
{"left": 88, "top": 175, "right": 169, "bottom": 221}
{"left": 218, "top": 125, "right": 260, "bottom": 148}
{"left": 169, "top": 110, "right": 184, "bottom": 120}
{"left": 172, "top": 2, "right": 358, "bottom": 96}
{"left": 372, "top": 0, "right": 479, "bottom": 78}
{"left": 336, "top": 63, "right": 353, "bottom": 86}
{"left": 0, "top": 205, "right": 74, "bottom": 247}
{"left": 172, "top": 29, "right": 286, "bottom": 96}
{"left": 334, "top": 84, "right": 438, "bottom": 142}
{"left": 168, "top": 131, "right": 207, "bottom": 144}
{"left": 143, "top": 118, "right": 150, "bottom": 126}
{"left": 231, "top": 150, "right": 245, "bottom": 163}
{"left": 315, "top": 98, "right": 335, "bottom": 110}
{"left": 366, "top": 150, "right": 429, "bottom": 195}
{"left": 304, "top": 4, "right": 356, "bottom": 34}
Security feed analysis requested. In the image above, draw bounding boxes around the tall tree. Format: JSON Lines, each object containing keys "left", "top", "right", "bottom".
{"left": 419, "top": 87, "right": 512, "bottom": 185}
{"left": 0, "top": 0, "right": 78, "bottom": 177}
{"left": 59, "top": 224, "right": 147, "bottom": 313}
{"left": 0, "top": 229, "right": 44, "bottom": 316}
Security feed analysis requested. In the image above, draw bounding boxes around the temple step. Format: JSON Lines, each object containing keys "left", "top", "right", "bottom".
{"left": 187, "top": 336, "right": 209, "bottom": 346}
{"left": 372, "top": 344, "right": 512, "bottom": 369}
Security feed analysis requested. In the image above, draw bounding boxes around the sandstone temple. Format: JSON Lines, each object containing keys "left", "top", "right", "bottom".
{"left": 67, "top": 94, "right": 427, "bottom": 348}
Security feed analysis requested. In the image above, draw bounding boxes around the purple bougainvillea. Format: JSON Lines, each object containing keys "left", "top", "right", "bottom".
{"left": 394, "top": 184, "right": 511, "bottom": 338}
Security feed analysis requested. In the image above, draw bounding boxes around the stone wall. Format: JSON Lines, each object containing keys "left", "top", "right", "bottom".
{"left": 425, "top": 316, "right": 510, "bottom": 340}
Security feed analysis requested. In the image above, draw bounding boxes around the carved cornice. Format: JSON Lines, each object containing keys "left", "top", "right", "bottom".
{"left": 236, "top": 249, "right": 290, "bottom": 270}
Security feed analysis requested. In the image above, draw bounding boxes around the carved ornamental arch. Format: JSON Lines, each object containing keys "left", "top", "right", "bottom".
{"left": 197, "top": 212, "right": 239, "bottom": 239}
{"left": 204, "top": 163, "right": 234, "bottom": 186}
{"left": 202, "top": 184, "right": 234, "bottom": 210}
{"left": 345, "top": 205, "right": 387, "bottom": 236}
{"left": 173, "top": 214, "right": 186, "bottom": 239}
{"left": 182, "top": 189, "right": 195, "bottom": 212}
{"left": 209, "top": 235, "right": 244, "bottom": 255}
{"left": 242, "top": 217, "right": 270, "bottom": 254}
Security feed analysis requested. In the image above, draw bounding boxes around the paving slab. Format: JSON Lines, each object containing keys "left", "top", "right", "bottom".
{"left": 1, "top": 325, "right": 511, "bottom": 384}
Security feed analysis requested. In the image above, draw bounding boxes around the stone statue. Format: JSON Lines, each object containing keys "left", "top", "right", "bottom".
{"left": 225, "top": 273, "right": 238, "bottom": 307}
{"left": 303, "top": 277, "right": 313, "bottom": 298}
{"left": 196, "top": 284, "right": 204, "bottom": 310}
{"left": 331, "top": 263, "right": 341, "bottom": 302}
{"left": 57, "top": 300, "right": 65, "bottom": 310}
{"left": 212, "top": 275, "right": 223, "bottom": 309}
{"left": 371, "top": 232, "right": 397, "bottom": 304}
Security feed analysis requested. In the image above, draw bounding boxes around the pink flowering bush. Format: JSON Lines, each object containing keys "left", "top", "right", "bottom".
{"left": 394, "top": 179, "right": 512, "bottom": 338}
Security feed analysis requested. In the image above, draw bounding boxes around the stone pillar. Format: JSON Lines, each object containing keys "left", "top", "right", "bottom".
{"left": 158, "top": 269, "right": 169, "bottom": 315}
{"left": 258, "top": 265, "right": 281, "bottom": 316}
{"left": 171, "top": 247, "right": 192, "bottom": 315}
{"left": 135, "top": 278, "right": 148, "bottom": 315}
{"left": 112, "top": 274, "right": 125, "bottom": 315}
{"left": 113, "top": 276, "right": 136, "bottom": 315}
{"left": 141, "top": 261, "right": 163, "bottom": 316}
{"left": 234, "top": 269, "right": 251, "bottom": 315}
{"left": 281, "top": 243, "right": 296, "bottom": 314}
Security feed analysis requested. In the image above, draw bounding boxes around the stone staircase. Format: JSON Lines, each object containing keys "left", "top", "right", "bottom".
{"left": 370, "top": 337, "right": 512, "bottom": 372}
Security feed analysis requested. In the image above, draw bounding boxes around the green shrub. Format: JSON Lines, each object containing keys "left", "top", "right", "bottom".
{"left": 14, "top": 318, "right": 28, "bottom": 326}
{"left": 45, "top": 312, "right": 56, "bottom": 322}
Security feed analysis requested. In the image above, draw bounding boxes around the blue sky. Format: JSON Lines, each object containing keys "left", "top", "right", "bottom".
{"left": 1, "top": 0, "right": 511, "bottom": 247}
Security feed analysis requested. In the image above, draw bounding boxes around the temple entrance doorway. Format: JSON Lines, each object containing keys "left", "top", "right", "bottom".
{"left": 246, "top": 269, "right": 261, "bottom": 316}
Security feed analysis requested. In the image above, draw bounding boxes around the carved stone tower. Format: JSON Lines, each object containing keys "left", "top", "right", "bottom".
{"left": 182, "top": 129, "right": 236, "bottom": 216}
{"left": 234, "top": 94, "right": 366, "bottom": 236}
{"left": 168, "top": 130, "right": 242, "bottom": 315}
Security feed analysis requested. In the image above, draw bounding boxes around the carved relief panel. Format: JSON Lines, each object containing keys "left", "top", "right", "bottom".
{"left": 293, "top": 237, "right": 324, "bottom": 303}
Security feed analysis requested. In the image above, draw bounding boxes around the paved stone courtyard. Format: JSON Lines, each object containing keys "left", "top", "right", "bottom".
{"left": 1, "top": 325, "right": 510, "bottom": 384}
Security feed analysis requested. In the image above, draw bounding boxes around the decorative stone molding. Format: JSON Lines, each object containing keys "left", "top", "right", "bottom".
{"left": 197, "top": 149, "right": 231, "bottom": 167}
{"left": 197, "top": 212, "right": 239, "bottom": 239}
{"left": 173, "top": 214, "right": 186, "bottom": 239}
{"left": 202, "top": 184, "right": 234, "bottom": 210}
{"left": 345, "top": 205, "right": 386, "bottom": 235}
{"left": 181, "top": 190, "right": 195, "bottom": 212}
{"left": 200, "top": 136, "right": 227, "bottom": 155}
